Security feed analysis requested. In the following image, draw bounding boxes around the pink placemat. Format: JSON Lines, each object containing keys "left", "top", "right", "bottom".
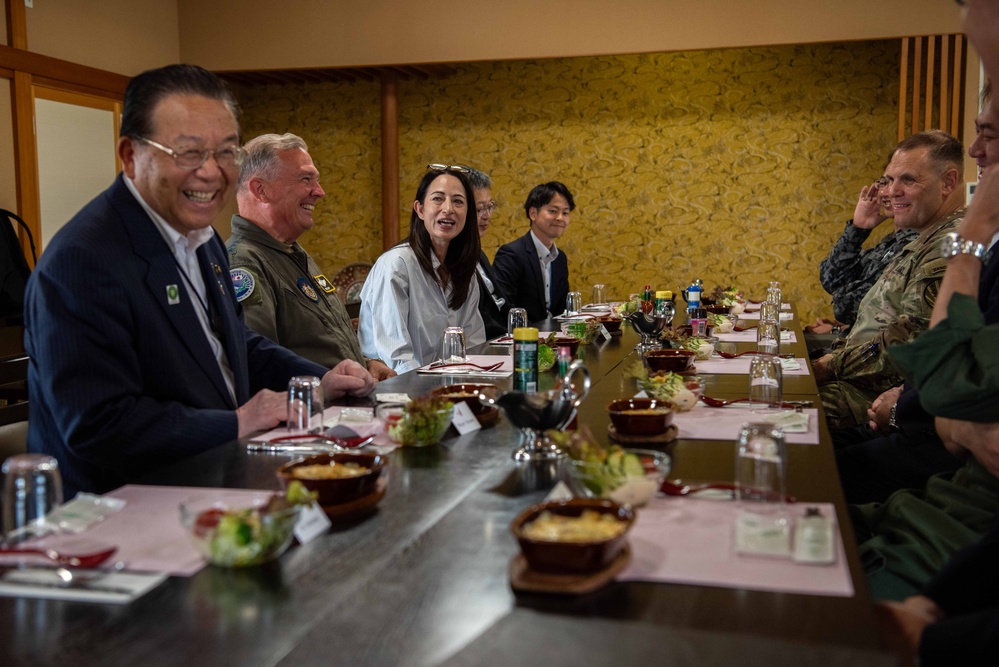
{"left": 692, "top": 357, "right": 810, "bottom": 376}
{"left": 620, "top": 497, "right": 853, "bottom": 597}
{"left": 714, "top": 330, "right": 797, "bottom": 344}
{"left": 253, "top": 405, "right": 395, "bottom": 450}
{"left": 743, "top": 302, "right": 791, "bottom": 311}
{"left": 738, "top": 311, "right": 794, "bottom": 321}
{"left": 417, "top": 354, "right": 513, "bottom": 377}
{"left": 671, "top": 404, "right": 820, "bottom": 444}
{"left": 77, "top": 485, "right": 276, "bottom": 576}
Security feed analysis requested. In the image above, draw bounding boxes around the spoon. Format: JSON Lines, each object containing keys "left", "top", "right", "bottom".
{"left": 0, "top": 545, "right": 118, "bottom": 568}
{"left": 698, "top": 395, "right": 810, "bottom": 409}
{"left": 733, "top": 325, "right": 757, "bottom": 331}
{"left": 661, "top": 479, "right": 797, "bottom": 503}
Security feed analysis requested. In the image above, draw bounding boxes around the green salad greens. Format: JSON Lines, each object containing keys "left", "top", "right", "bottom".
{"left": 387, "top": 396, "right": 453, "bottom": 446}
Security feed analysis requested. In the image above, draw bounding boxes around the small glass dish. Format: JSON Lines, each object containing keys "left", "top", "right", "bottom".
{"left": 179, "top": 493, "right": 300, "bottom": 568}
{"left": 566, "top": 449, "right": 671, "bottom": 507}
{"left": 381, "top": 402, "right": 453, "bottom": 447}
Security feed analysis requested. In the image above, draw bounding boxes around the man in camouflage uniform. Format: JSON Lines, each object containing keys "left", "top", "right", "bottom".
{"left": 815, "top": 181, "right": 919, "bottom": 329}
{"left": 813, "top": 131, "right": 966, "bottom": 430}
{"left": 227, "top": 133, "right": 395, "bottom": 380}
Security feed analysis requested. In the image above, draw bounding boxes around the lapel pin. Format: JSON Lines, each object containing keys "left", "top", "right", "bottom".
{"left": 166, "top": 284, "right": 180, "bottom": 305}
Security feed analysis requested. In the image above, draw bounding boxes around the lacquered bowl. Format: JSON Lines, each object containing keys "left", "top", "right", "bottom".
{"left": 591, "top": 315, "right": 622, "bottom": 333}
{"left": 511, "top": 498, "right": 634, "bottom": 574}
{"left": 704, "top": 305, "right": 731, "bottom": 315}
{"left": 276, "top": 452, "right": 385, "bottom": 506}
{"left": 430, "top": 383, "right": 496, "bottom": 415}
{"left": 644, "top": 348, "right": 696, "bottom": 373}
{"left": 607, "top": 397, "right": 674, "bottom": 435}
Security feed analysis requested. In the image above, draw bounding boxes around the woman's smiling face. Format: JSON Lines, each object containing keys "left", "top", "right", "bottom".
{"left": 415, "top": 174, "right": 468, "bottom": 254}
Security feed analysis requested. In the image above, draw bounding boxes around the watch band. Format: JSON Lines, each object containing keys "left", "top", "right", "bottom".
{"left": 888, "top": 403, "right": 900, "bottom": 431}
{"left": 942, "top": 231, "right": 987, "bottom": 260}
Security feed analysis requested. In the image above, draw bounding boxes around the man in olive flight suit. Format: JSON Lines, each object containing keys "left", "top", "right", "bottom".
{"left": 227, "top": 133, "right": 395, "bottom": 380}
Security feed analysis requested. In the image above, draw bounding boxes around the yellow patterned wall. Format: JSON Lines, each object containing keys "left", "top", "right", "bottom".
{"left": 234, "top": 40, "right": 901, "bottom": 323}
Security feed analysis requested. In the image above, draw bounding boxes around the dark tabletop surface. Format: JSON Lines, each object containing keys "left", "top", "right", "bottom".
{"left": 0, "top": 308, "right": 889, "bottom": 666}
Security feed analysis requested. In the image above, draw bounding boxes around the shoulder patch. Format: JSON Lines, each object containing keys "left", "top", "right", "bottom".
{"left": 230, "top": 268, "right": 256, "bottom": 302}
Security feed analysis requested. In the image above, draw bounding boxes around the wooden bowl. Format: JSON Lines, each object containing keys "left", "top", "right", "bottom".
{"left": 510, "top": 498, "right": 634, "bottom": 574}
{"left": 644, "top": 349, "right": 696, "bottom": 373}
{"left": 607, "top": 398, "right": 674, "bottom": 436}
{"left": 591, "top": 315, "right": 622, "bottom": 333}
{"left": 277, "top": 452, "right": 385, "bottom": 506}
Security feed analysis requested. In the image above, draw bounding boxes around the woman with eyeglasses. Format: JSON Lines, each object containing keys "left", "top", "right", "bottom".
{"left": 358, "top": 166, "right": 485, "bottom": 372}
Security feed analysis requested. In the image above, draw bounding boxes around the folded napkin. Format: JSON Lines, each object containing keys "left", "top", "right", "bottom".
{"left": 714, "top": 330, "right": 797, "bottom": 344}
{"left": 744, "top": 302, "right": 791, "bottom": 311}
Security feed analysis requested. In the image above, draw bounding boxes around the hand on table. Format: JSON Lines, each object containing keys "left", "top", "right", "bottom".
{"left": 323, "top": 359, "right": 376, "bottom": 398}
{"left": 867, "top": 385, "right": 903, "bottom": 434}
{"left": 853, "top": 181, "right": 890, "bottom": 230}
{"left": 804, "top": 318, "right": 847, "bottom": 335}
{"left": 366, "top": 359, "right": 397, "bottom": 381}
{"left": 236, "top": 389, "right": 287, "bottom": 438}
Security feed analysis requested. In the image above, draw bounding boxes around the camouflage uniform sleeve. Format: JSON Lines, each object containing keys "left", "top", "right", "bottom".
{"left": 820, "top": 221, "right": 872, "bottom": 293}
{"left": 825, "top": 256, "right": 948, "bottom": 391}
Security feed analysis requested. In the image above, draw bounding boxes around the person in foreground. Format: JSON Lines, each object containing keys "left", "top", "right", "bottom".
{"left": 358, "top": 165, "right": 485, "bottom": 372}
{"left": 24, "top": 65, "right": 374, "bottom": 498}
{"left": 227, "top": 133, "right": 394, "bottom": 380}
{"left": 813, "top": 131, "right": 966, "bottom": 429}
{"left": 493, "top": 181, "right": 575, "bottom": 322}
{"left": 466, "top": 167, "right": 510, "bottom": 339}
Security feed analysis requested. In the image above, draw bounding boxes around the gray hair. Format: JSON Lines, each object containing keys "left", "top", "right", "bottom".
{"left": 464, "top": 167, "right": 492, "bottom": 191}
{"left": 237, "top": 133, "right": 309, "bottom": 192}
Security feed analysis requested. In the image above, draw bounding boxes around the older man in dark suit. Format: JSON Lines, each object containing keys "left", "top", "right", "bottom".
{"left": 24, "top": 65, "right": 374, "bottom": 497}
{"left": 492, "top": 181, "right": 575, "bottom": 322}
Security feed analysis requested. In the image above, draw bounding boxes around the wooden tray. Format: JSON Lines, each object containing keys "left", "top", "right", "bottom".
{"left": 607, "top": 423, "right": 678, "bottom": 445}
{"left": 509, "top": 544, "right": 631, "bottom": 595}
{"left": 321, "top": 477, "right": 386, "bottom": 521}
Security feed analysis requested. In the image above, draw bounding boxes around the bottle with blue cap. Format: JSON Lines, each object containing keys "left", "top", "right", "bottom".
{"left": 687, "top": 278, "right": 703, "bottom": 313}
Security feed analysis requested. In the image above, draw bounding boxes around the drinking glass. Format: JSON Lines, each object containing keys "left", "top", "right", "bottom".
{"left": 734, "top": 423, "right": 791, "bottom": 557}
{"left": 758, "top": 300, "right": 780, "bottom": 324}
{"left": 2, "top": 453, "right": 63, "bottom": 544}
{"left": 766, "top": 286, "right": 782, "bottom": 308}
{"left": 507, "top": 308, "right": 528, "bottom": 335}
{"left": 438, "top": 326, "right": 467, "bottom": 364}
{"left": 592, "top": 284, "right": 606, "bottom": 306}
{"left": 748, "top": 354, "right": 783, "bottom": 412}
{"left": 756, "top": 319, "right": 781, "bottom": 357}
{"left": 565, "top": 291, "right": 583, "bottom": 316}
{"left": 287, "top": 375, "right": 325, "bottom": 434}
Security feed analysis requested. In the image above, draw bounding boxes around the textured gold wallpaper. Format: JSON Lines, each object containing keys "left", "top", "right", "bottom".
{"left": 234, "top": 41, "right": 900, "bottom": 323}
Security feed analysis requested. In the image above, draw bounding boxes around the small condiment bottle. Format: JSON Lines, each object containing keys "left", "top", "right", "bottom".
{"left": 641, "top": 284, "right": 654, "bottom": 314}
{"left": 655, "top": 290, "right": 675, "bottom": 322}
{"left": 557, "top": 346, "right": 572, "bottom": 377}
{"left": 687, "top": 280, "right": 702, "bottom": 312}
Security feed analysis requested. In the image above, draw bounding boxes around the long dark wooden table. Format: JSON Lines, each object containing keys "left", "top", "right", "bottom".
{"left": 0, "top": 310, "right": 893, "bottom": 666}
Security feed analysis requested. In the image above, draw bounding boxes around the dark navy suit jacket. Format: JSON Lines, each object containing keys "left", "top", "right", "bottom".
{"left": 25, "top": 175, "right": 326, "bottom": 496}
{"left": 492, "top": 231, "right": 569, "bottom": 323}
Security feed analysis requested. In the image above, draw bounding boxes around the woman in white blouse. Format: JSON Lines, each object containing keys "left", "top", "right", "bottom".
{"left": 359, "top": 166, "right": 486, "bottom": 372}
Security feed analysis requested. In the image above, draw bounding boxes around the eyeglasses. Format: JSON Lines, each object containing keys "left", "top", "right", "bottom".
{"left": 476, "top": 202, "right": 498, "bottom": 217}
{"left": 876, "top": 176, "right": 892, "bottom": 188}
{"left": 137, "top": 137, "right": 246, "bottom": 170}
{"left": 426, "top": 163, "right": 469, "bottom": 173}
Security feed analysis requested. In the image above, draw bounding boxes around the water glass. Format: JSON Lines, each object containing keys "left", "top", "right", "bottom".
{"left": 592, "top": 284, "right": 606, "bottom": 305}
{"left": 756, "top": 319, "right": 781, "bottom": 357}
{"left": 766, "top": 286, "right": 782, "bottom": 308}
{"left": 735, "top": 423, "right": 788, "bottom": 508}
{"left": 2, "top": 454, "right": 63, "bottom": 543}
{"left": 565, "top": 291, "right": 583, "bottom": 316}
{"left": 758, "top": 300, "right": 780, "bottom": 324}
{"left": 287, "top": 375, "right": 325, "bottom": 434}
{"left": 748, "top": 354, "right": 783, "bottom": 412}
{"left": 438, "top": 326, "right": 467, "bottom": 364}
{"left": 507, "top": 308, "right": 528, "bottom": 335}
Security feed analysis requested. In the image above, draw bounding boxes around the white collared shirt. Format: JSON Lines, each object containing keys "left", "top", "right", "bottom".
{"left": 530, "top": 230, "right": 559, "bottom": 316}
{"left": 124, "top": 176, "right": 237, "bottom": 403}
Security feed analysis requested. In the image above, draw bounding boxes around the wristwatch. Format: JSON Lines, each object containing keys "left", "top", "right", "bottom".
{"left": 942, "top": 231, "right": 987, "bottom": 261}
{"left": 888, "top": 403, "right": 900, "bottom": 431}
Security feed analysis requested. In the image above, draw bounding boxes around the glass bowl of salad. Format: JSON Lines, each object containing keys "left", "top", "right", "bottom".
{"left": 381, "top": 396, "right": 454, "bottom": 447}
{"left": 180, "top": 492, "right": 301, "bottom": 567}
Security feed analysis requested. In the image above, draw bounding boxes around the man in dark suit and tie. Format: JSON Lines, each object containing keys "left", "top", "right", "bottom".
{"left": 492, "top": 181, "right": 575, "bottom": 323}
{"left": 24, "top": 65, "right": 374, "bottom": 497}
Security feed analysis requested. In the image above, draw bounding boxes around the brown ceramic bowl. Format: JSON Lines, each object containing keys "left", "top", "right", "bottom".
{"left": 511, "top": 498, "right": 634, "bottom": 574}
{"left": 644, "top": 348, "right": 696, "bottom": 373}
{"left": 429, "top": 383, "right": 496, "bottom": 415}
{"left": 704, "top": 305, "right": 731, "bottom": 315}
{"left": 607, "top": 398, "right": 674, "bottom": 436}
{"left": 676, "top": 324, "right": 715, "bottom": 338}
{"left": 277, "top": 452, "right": 385, "bottom": 506}
{"left": 547, "top": 335, "right": 581, "bottom": 357}
{"left": 591, "top": 315, "right": 622, "bottom": 333}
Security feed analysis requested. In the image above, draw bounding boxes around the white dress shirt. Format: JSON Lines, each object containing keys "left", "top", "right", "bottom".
{"left": 530, "top": 230, "right": 559, "bottom": 316}
{"left": 358, "top": 245, "right": 486, "bottom": 373}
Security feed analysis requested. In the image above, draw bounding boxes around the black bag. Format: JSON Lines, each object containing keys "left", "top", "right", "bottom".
{"left": 0, "top": 208, "right": 36, "bottom": 318}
